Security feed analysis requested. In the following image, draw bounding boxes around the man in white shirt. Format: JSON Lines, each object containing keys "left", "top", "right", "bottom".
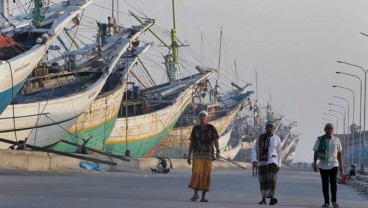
{"left": 252, "top": 120, "right": 282, "bottom": 205}
{"left": 313, "top": 123, "right": 343, "bottom": 208}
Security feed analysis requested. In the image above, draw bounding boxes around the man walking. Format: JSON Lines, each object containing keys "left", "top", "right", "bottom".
{"left": 313, "top": 123, "right": 343, "bottom": 208}
{"left": 187, "top": 110, "right": 220, "bottom": 202}
{"left": 252, "top": 120, "right": 282, "bottom": 205}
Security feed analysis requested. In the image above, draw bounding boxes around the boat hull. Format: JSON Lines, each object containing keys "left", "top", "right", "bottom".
{"left": 50, "top": 80, "right": 124, "bottom": 152}
{"left": 50, "top": 44, "right": 154, "bottom": 153}
{"left": 0, "top": 20, "right": 155, "bottom": 149}
{"left": 0, "top": 0, "right": 92, "bottom": 115}
{"left": 0, "top": 74, "right": 107, "bottom": 149}
{"left": 52, "top": 115, "right": 119, "bottom": 152}
{"left": 148, "top": 105, "right": 240, "bottom": 158}
{"left": 0, "top": 80, "right": 24, "bottom": 114}
{"left": 105, "top": 89, "right": 192, "bottom": 158}
{"left": 105, "top": 68, "right": 215, "bottom": 158}
{"left": 220, "top": 140, "right": 242, "bottom": 160}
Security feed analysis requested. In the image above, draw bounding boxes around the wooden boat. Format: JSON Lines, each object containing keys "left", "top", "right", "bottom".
{"left": 219, "top": 128, "right": 232, "bottom": 150}
{"left": 147, "top": 84, "right": 254, "bottom": 158}
{"left": 102, "top": 0, "right": 217, "bottom": 158}
{"left": 105, "top": 69, "right": 216, "bottom": 158}
{"left": 282, "top": 134, "right": 300, "bottom": 162}
{"left": 0, "top": 0, "right": 92, "bottom": 115}
{"left": 220, "top": 139, "right": 242, "bottom": 160}
{"left": 50, "top": 43, "right": 153, "bottom": 153}
{"left": 280, "top": 122, "right": 298, "bottom": 148}
{"left": 283, "top": 135, "right": 299, "bottom": 165}
{"left": 0, "top": 20, "right": 154, "bottom": 149}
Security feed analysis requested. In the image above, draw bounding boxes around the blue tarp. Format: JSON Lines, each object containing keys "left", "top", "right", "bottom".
{"left": 79, "top": 161, "right": 105, "bottom": 172}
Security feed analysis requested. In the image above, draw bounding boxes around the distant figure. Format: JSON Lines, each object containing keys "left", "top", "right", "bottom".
{"left": 151, "top": 158, "right": 170, "bottom": 174}
{"left": 156, "top": 158, "right": 167, "bottom": 172}
{"left": 313, "top": 123, "right": 343, "bottom": 208}
{"left": 251, "top": 120, "right": 282, "bottom": 205}
{"left": 187, "top": 110, "right": 220, "bottom": 202}
{"left": 349, "top": 165, "right": 356, "bottom": 180}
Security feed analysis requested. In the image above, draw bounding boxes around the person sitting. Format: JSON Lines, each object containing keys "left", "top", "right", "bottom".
{"left": 156, "top": 158, "right": 169, "bottom": 173}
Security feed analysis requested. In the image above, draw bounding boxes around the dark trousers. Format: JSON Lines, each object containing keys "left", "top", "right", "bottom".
{"left": 319, "top": 167, "right": 338, "bottom": 204}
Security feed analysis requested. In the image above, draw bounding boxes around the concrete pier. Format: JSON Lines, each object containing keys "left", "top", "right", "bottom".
{"left": 0, "top": 165, "right": 367, "bottom": 208}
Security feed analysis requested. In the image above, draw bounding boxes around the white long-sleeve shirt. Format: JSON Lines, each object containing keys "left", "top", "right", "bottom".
{"left": 252, "top": 134, "right": 282, "bottom": 166}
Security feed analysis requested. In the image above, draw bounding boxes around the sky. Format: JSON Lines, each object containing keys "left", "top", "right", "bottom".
{"left": 100, "top": 0, "right": 367, "bottom": 163}
{"left": 8, "top": 0, "right": 366, "bottom": 163}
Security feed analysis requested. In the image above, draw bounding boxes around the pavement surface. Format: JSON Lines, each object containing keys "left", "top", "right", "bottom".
{"left": 0, "top": 167, "right": 367, "bottom": 208}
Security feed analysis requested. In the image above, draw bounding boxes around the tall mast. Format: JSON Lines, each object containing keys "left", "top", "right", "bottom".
{"left": 254, "top": 68, "right": 260, "bottom": 125}
{"left": 131, "top": 1, "right": 180, "bottom": 82}
{"left": 130, "top": 11, "right": 171, "bottom": 81}
{"left": 217, "top": 27, "right": 223, "bottom": 81}
{"left": 234, "top": 60, "right": 239, "bottom": 85}
{"left": 255, "top": 68, "right": 259, "bottom": 103}
{"left": 108, "top": 0, "right": 116, "bottom": 36}
{"left": 214, "top": 27, "right": 223, "bottom": 99}
{"left": 201, "top": 34, "right": 203, "bottom": 65}
{"left": 112, "top": 0, "right": 114, "bottom": 17}
{"left": 169, "top": 0, "right": 180, "bottom": 81}
{"left": 0, "top": 0, "right": 9, "bottom": 18}
{"left": 33, "top": 0, "right": 45, "bottom": 27}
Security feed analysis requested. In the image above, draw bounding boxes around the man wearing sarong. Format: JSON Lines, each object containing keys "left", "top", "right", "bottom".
{"left": 313, "top": 123, "right": 343, "bottom": 208}
{"left": 252, "top": 120, "right": 282, "bottom": 205}
{"left": 187, "top": 110, "right": 220, "bottom": 202}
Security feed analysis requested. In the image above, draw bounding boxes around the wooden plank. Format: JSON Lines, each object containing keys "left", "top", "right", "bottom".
{"left": 0, "top": 138, "right": 117, "bottom": 166}
{"left": 60, "top": 139, "right": 129, "bottom": 162}
{"left": 219, "top": 156, "right": 247, "bottom": 170}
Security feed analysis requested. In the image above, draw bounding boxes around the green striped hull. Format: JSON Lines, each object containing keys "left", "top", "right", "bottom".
{"left": 50, "top": 116, "right": 118, "bottom": 153}
{"left": 104, "top": 119, "right": 177, "bottom": 158}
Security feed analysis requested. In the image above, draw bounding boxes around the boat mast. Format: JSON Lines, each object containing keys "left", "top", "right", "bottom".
{"left": 254, "top": 68, "right": 260, "bottom": 125}
{"left": 108, "top": 0, "right": 117, "bottom": 36}
{"left": 214, "top": 27, "right": 223, "bottom": 99}
{"left": 112, "top": 0, "right": 114, "bottom": 17}
{"left": 33, "top": 0, "right": 45, "bottom": 27}
{"left": 0, "top": 0, "right": 9, "bottom": 18}
{"left": 201, "top": 34, "right": 203, "bottom": 65}
{"left": 169, "top": 0, "right": 180, "bottom": 81}
{"left": 131, "top": 0, "right": 181, "bottom": 82}
{"left": 217, "top": 27, "right": 223, "bottom": 81}
{"left": 234, "top": 60, "right": 239, "bottom": 85}
{"left": 255, "top": 68, "right": 259, "bottom": 103}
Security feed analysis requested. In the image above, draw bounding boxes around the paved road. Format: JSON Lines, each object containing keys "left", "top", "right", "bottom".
{"left": 0, "top": 167, "right": 367, "bottom": 208}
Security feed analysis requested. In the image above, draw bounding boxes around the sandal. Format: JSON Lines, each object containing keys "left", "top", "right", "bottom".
{"left": 321, "top": 203, "right": 329, "bottom": 207}
{"left": 270, "top": 198, "right": 278, "bottom": 205}
{"left": 332, "top": 202, "right": 339, "bottom": 208}
{"left": 190, "top": 195, "right": 199, "bottom": 201}
{"left": 258, "top": 200, "right": 266, "bottom": 205}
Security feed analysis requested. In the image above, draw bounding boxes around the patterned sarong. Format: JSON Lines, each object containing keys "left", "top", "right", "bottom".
{"left": 188, "top": 159, "right": 212, "bottom": 192}
{"left": 258, "top": 164, "right": 278, "bottom": 198}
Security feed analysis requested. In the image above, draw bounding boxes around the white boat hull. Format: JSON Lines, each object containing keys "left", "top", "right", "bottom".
{"left": 220, "top": 140, "right": 242, "bottom": 160}
{"left": 0, "top": 74, "right": 107, "bottom": 148}
{"left": 0, "top": 0, "right": 93, "bottom": 114}
{"left": 52, "top": 44, "right": 153, "bottom": 152}
{"left": 0, "top": 21, "right": 154, "bottom": 149}
{"left": 218, "top": 129, "right": 232, "bottom": 150}
{"left": 105, "top": 72, "right": 215, "bottom": 158}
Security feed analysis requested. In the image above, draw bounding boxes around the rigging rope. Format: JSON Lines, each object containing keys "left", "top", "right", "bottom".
{"left": 6, "top": 61, "right": 18, "bottom": 143}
